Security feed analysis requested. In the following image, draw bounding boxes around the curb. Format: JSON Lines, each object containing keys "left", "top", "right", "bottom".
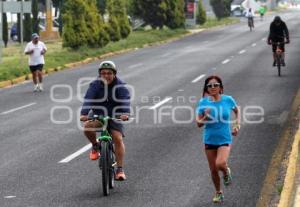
{"left": 256, "top": 89, "right": 300, "bottom": 207}
{"left": 278, "top": 123, "right": 300, "bottom": 207}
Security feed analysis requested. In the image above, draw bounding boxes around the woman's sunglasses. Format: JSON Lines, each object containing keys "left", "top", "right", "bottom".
{"left": 206, "top": 83, "right": 221, "bottom": 88}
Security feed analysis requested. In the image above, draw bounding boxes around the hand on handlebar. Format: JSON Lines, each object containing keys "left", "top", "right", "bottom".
{"left": 80, "top": 115, "right": 88, "bottom": 122}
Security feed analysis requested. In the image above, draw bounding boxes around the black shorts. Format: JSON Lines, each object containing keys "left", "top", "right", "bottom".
{"left": 108, "top": 120, "right": 125, "bottom": 137}
{"left": 29, "top": 64, "right": 44, "bottom": 73}
{"left": 272, "top": 43, "right": 285, "bottom": 53}
{"left": 205, "top": 143, "right": 230, "bottom": 150}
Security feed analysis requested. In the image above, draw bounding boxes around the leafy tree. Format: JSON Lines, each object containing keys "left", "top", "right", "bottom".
{"left": 131, "top": 0, "right": 166, "bottom": 29}
{"left": 107, "top": 16, "right": 121, "bottom": 41}
{"left": 196, "top": 0, "right": 207, "bottom": 25}
{"left": 210, "top": 0, "right": 231, "bottom": 19}
{"left": 62, "top": 0, "right": 109, "bottom": 48}
{"left": 32, "top": 0, "right": 39, "bottom": 33}
{"left": 2, "top": 0, "right": 8, "bottom": 47}
{"left": 97, "top": 0, "right": 106, "bottom": 16}
{"left": 165, "top": 0, "right": 185, "bottom": 29}
{"left": 107, "top": 0, "right": 131, "bottom": 38}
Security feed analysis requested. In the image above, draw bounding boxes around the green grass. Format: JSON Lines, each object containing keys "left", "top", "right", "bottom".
{"left": 197, "top": 17, "right": 240, "bottom": 29}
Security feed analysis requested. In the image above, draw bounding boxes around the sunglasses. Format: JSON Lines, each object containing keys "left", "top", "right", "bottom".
{"left": 206, "top": 83, "right": 221, "bottom": 88}
{"left": 100, "top": 71, "right": 114, "bottom": 76}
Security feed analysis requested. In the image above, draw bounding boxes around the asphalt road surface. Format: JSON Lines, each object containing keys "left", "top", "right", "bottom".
{"left": 1, "top": 9, "right": 300, "bottom": 207}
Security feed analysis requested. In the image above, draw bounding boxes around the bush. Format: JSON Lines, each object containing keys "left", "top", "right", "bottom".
{"left": 165, "top": 0, "right": 185, "bottom": 29}
{"left": 210, "top": 0, "right": 231, "bottom": 19}
{"left": 62, "top": 0, "right": 109, "bottom": 49}
{"left": 196, "top": 0, "right": 207, "bottom": 25}
{"left": 107, "top": 17, "right": 121, "bottom": 41}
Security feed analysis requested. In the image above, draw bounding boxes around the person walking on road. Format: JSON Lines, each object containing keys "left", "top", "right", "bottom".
{"left": 196, "top": 75, "right": 240, "bottom": 203}
{"left": 24, "top": 33, "right": 47, "bottom": 92}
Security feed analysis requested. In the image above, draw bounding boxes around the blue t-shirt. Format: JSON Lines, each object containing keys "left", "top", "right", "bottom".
{"left": 196, "top": 95, "right": 237, "bottom": 145}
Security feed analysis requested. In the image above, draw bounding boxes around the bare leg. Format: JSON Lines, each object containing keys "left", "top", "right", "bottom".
{"left": 111, "top": 130, "right": 125, "bottom": 168}
{"left": 216, "top": 146, "right": 231, "bottom": 176}
{"left": 37, "top": 70, "right": 43, "bottom": 83}
{"left": 83, "top": 121, "right": 99, "bottom": 145}
{"left": 32, "top": 71, "right": 38, "bottom": 85}
{"left": 205, "top": 149, "right": 221, "bottom": 192}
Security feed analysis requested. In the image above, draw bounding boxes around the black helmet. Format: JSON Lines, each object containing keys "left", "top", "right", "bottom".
{"left": 274, "top": 16, "right": 281, "bottom": 23}
{"left": 98, "top": 60, "right": 117, "bottom": 74}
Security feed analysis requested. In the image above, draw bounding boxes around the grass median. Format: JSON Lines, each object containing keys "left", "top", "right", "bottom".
{"left": 0, "top": 17, "right": 239, "bottom": 82}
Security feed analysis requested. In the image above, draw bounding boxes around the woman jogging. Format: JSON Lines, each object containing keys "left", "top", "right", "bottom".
{"left": 196, "top": 75, "right": 240, "bottom": 203}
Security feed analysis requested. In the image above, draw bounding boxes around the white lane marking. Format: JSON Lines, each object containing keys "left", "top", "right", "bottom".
{"left": 262, "top": 38, "right": 266, "bottom": 41}
{"left": 128, "top": 63, "right": 143, "bottom": 69}
{"left": 59, "top": 144, "right": 92, "bottom": 163}
{"left": 252, "top": 43, "right": 257, "bottom": 47}
{"left": 149, "top": 97, "right": 173, "bottom": 110}
{"left": 222, "top": 59, "right": 230, "bottom": 64}
{"left": 239, "top": 50, "right": 246, "bottom": 54}
{"left": 178, "top": 89, "right": 184, "bottom": 92}
{"left": 192, "top": 74, "right": 206, "bottom": 83}
{"left": 0, "top": 102, "right": 36, "bottom": 115}
{"left": 4, "top": 196, "right": 16, "bottom": 199}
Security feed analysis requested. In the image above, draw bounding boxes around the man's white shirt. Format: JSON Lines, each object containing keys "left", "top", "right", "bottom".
{"left": 24, "top": 41, "right": 47, "bottom": 66}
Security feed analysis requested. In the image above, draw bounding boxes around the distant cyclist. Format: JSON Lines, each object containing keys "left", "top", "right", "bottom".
{"left": 196, "top": 76, "right": 240, "bottom": 203}
{"left": 80, "top": 60, "right": 130, "bottom": 181}
{"left": 245, "top": 8, "right": 255, "bottom": 29}
{"left": 267, "top": 16, "right": 290, "bottom": 66}
{"left": 259, "top": 6, "right": 266, "bottom": 21}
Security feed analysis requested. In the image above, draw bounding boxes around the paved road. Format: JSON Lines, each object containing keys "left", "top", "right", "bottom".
{"left": 1, "top": 9, "right": 300, "bottom": 207}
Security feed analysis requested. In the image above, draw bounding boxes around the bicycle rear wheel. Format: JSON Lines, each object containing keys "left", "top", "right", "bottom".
{"left": 100, "top": 141, "right": 109, "bottom": 196}
{"left": 277, "top": 56, "right": 281, "bottom": 76}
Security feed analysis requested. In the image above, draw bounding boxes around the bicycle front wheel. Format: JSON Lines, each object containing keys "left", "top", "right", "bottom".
{"left": 100, "top": 141, "right": 109, "bottom": 196}
{"left": 108, "top": 142, "right": 115, "bottom": 189}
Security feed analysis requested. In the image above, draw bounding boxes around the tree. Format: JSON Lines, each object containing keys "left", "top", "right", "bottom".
{"left": 132, "top": 0, "right": 185, "bottom": 29}
{"left": 210, "top": 0, "right": 231, "bottom": 19}
{"left": 62, "top": 0, "right": 109, "bottom": 48}
{"left": 107, "top": 0, "right": 131, "bottom": 38}
{"left": 97, "top": 0, "right": 106, "bottom": 16}
{"left": 23, "top": 0, "right": 33, "bottom": 42}
{"left": 165, "top": 0, "right": 185, "bottom": 29}
{"left": 106, "top": 16, "right": 121, "bottom": 41}
{"left": 32, "top": 0, "right": 39, "bottom": 33}
{"left": 2, "top": 0, "right": 8, "bottom": 47}
{"left": 196, "top": 0, "right": 207, "bottom": 25}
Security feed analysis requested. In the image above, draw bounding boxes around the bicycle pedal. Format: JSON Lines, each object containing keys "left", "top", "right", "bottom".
{"left": 112, "top": 162, "right": 117, "bottom": 167}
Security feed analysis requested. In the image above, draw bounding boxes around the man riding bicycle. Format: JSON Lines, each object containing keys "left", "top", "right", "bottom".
{"left": 80, "top": 60, "right": 130, "bottom": 181}
{"left": 245, "top": 8, "right": 255, "bottom": 28}
{"left": 267, "top": 16, "right": 290, "bottom": 66}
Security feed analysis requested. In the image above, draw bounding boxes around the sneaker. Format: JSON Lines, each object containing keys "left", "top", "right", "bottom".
{"left": 212, "top": 192, "right": 224, "bottom": 203}
{"left": 273, "top": 61, "right": 276, "bottom": 67}
{"left": 38, "top": 83, "right": 43, "bottom": 91}
{"left": 115, "top": 167, "right": 126, "bottom": 181}
{"left": 33, "top": 84, "right": 39, "bottom": 92}
{"left": 89, "top": 145, "right": 99, "bottom": 160}
{"left": 281, "top": 60, "right": 286, "bottom": 67}
{"left": 223, "top": 167, "right": 232, "bottom": 186}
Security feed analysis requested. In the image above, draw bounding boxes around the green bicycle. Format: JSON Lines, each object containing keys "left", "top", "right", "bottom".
{"left": 89, "top": 115, "right": 119, "bottom": 196}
